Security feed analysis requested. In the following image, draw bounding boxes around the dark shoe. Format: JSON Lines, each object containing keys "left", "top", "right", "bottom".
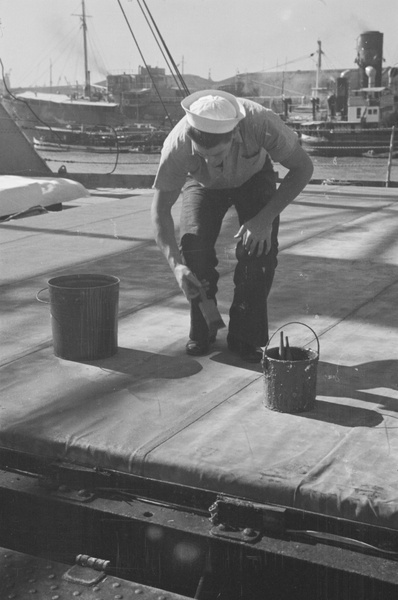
{"left": 227, "top": 334, "right": 262, "bottom": 363}
{"left": 186, "top": 335, "right": 216, "bottom": 356}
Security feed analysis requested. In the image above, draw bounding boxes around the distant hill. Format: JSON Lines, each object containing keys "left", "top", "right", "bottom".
{"left": 215, "top": 69, "right": 355, "bottom": 99}
{"left": 13, "top": 66, "right": 395, "bottom": 101}
{"left": 8, "top": 65, "right": 396, "bottom": 129}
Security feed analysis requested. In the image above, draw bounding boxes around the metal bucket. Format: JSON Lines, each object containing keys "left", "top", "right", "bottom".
{"left": 262, "top": 322, "right": 319, "bottom": 413}
{"left": 37, "top": 274, "right": 119, "bottom": 361}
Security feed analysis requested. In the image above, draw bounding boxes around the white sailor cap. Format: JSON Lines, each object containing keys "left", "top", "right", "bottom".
{"left": 181, "top": 89, "right": 246, "bottom": 134}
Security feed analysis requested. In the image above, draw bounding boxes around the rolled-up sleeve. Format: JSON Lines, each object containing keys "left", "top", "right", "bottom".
{"left": 252, "top": 107, "right": 300, "bottom": 164}
{"left": 153, "top": 122, "right": 191, "bottom": 191}
{"left": 153, "top": 153, "right": 188, "bottom": 192}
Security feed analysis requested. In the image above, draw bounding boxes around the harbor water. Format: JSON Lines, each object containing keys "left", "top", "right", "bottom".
{"left": 38, "top": 149, "right": 398, "bottom": 185}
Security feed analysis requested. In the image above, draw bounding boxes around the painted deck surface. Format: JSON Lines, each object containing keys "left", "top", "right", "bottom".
{"left": 1, "top": 183, "right": 398, "bottom": 531}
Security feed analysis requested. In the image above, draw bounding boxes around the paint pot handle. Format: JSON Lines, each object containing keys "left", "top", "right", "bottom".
{"left": 36, "top": 288, "right": 50, "bottom": 304}
{"left": 265, "top": 321, "right": 320, "bottom": 357}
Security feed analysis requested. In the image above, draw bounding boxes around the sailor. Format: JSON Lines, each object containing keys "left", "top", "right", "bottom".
{"left": 151, "top": 90, "right": 313, "bottom": 362}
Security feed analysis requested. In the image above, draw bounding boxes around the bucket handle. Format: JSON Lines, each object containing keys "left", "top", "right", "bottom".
{"left": 265, "top": 321, "right": 320, "bottom": 356}
{"left": 36, "top": 288, "right": 50, "bottom": 304}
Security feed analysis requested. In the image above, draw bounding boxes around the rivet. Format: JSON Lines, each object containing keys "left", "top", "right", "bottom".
{"left": 51, "top": 596, "right": 60, "bottom": 600}
{"left": 93, "top": 587, "right": 100, "bottom": 592}
{"left": 112, "top": 582, "right": 121, "bottom": 588}
{"left": 28, "top": 578, "right": 37, "bottom": 583}
{"left": 50, "top": 585, "right": 59, "bottom": 590}
{"left": 48, "top": 574, "right": 56, "bottom": 579}
{"left": 28, "top": 590, "right": 37, "bottom": 594}
{"left": 134, "top": 590, "right": 143, "bottom": 595}
{"left": 73, "top": 592, "right": 81, "bottom": 597}
{"left": 114, "top": 595, "right": 123, "bottom": 599}
{"left": 8, "top": 594, "right": 17, "bottom": 599}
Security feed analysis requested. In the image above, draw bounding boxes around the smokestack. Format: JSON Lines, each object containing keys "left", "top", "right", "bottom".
{"left": 356, "top": 31, "right": 383, "bottom": 87}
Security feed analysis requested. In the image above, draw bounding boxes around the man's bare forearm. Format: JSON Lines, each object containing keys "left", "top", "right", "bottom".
{"left": 151, "top": 189, "right": 203, "bottom": 299}
{"left": 151, "top": 189, "right": 183, "bottom": 272}
{"left": 259, "top": 148, "right": 314, "bottom": 224}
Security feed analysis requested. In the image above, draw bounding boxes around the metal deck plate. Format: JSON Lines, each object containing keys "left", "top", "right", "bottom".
{"left": 0, "top": 548, "right": 192, "bottom": 600}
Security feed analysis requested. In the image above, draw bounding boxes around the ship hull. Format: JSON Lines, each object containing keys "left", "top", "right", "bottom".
{"left": 299, "top": 124, "right": 397, "bottom": 156}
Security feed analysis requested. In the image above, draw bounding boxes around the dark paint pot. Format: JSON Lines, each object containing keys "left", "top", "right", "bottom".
{"left": 262, "top": 323, "right": 319, "bottom": 413}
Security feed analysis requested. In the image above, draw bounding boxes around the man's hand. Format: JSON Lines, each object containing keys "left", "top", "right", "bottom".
{"left": 234, "top": 218, "right": 273, "bottom": 257}
{"left": 233, "top": 145, "right": 314, "bottom": 258}
{"left": 174, "top": 265, "right": 204, "bottom": 300}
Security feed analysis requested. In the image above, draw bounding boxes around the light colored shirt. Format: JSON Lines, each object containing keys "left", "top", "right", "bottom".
{"left": 153, "top": 98, "right": 300, "bottom": 191}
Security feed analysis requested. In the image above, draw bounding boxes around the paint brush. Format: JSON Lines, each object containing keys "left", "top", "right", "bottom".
{"left": 279, "top": 331, "right": 285, "bottom": 360}
{"left": 198, "top": 287, "right": 226, "bottom": 338}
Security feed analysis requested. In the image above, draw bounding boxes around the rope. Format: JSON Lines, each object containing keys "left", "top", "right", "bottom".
{"left": 139, "top": 0, "right": 190, "bottom": 97}
{"left": 136, "top": 0, "right": 187, "bottom": 97}
{"left": 115, "top": 0, "right": 175, "bottom": 126}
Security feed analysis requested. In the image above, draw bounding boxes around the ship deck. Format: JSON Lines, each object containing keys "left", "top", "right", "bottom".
{"left": 1, "top": 181, "right": 398, "bottom": 535}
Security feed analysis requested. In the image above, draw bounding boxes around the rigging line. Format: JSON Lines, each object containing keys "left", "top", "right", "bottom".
{"left": 85, "top": 15, "right": 112, "bottom": 79}
{"left": 247, "top": 77, "right": 307, "bottom": 97}
{"left": 259, "top": 54, "right": 314, "bottom": 73}
{"left": 115, "top": 0, "right": 175, "bottom": 126}
{"left": 22, "top": 25, "right": 82, "bottom": 88}
{"left": 136, "top": 0, "right": 185, "bottom": 96}
{"left": 139, "top": 0, "right": 190, "bottom": 96}
{"left": 18, "top": 26, "right": 77, "bottom": 86}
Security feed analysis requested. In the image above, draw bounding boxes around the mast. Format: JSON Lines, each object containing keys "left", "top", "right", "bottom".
{"left": 315, "top": 39, "right": 322, "bottom": 94}
{"left": 81, "top": 0, "right": 91, "bottom": 98}
{"left": 311, "top": 39, "right": 324, "bottom": 98}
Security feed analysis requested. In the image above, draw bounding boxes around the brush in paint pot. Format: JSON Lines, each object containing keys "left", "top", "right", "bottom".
{"left": 279, "top": 331, "right": 285, "bottom": 360}
{"left": 285, "top": 336, "right": 293, "bottom": 361}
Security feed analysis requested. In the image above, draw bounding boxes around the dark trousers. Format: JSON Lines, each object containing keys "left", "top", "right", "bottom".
{"left": 180, "top": 164, "right": 279, "bottom": 347}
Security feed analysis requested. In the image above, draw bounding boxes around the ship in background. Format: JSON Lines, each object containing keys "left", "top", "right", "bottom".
{"left": 1, "top": 0, "right": 397, "bottom": 156}
{"left": 291, "top": 31, "right": 398, "bottom": 156}
{"left": 1, "top": 0, "right": 128, "bottom": 135}
{"left": 0, "top": 0, "right": 200, "bottom": 150}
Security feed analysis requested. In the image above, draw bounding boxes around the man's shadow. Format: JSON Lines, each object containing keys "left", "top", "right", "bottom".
{"left": 91, "top": 346, "right": 203, "bottom": 380}
{"left": 97, "top": 351, "right": 397, "bottom": 429}
{"left": 317, "top": 359, "right": 398, "bottom": 406}
{"left": 212, "top": 351, "right": 397, "bottom": 427}
{"left": 307, "top": 359, "right": 398, "bottom": 427}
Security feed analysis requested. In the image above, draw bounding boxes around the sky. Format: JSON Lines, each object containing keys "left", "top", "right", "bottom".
{"left": 1, "top": 0, "right": 398, "bottom": 88}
